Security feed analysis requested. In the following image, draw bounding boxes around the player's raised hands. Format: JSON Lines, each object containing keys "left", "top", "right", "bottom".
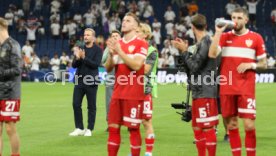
{"left": 215, "top": 24, "right": 228, "bottom": 34}
{"left": 107, "top": 38, "right": 122, "bottom": 55}
{"left": 171, "top": 38, "right": 188, "bottom": 53}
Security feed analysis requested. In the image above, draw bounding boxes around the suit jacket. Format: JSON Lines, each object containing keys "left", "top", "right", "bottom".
{"left": 72, "top": 44, "right": 103, "bottom": 86}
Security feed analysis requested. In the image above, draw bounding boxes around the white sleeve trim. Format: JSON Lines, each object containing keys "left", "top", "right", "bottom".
{"left": 134, "top": 53, "right": 147, "bottom": 59}
{"left": 257, "top": 53, "right": 266, "bottom": 60}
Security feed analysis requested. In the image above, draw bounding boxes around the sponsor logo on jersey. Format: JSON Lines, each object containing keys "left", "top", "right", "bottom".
{"left": 128, "top": 45, "right": 135, "bottom": 53}
{"left": 245, "top": 39, "right": 253, "bottom": 47}
{"left": 226, "top": 40, "right": 232, "bottom": 44}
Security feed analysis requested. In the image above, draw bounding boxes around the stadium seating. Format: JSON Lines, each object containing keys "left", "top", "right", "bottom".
{"left": 0, "top": 0, "right": 275, "bottom": 57}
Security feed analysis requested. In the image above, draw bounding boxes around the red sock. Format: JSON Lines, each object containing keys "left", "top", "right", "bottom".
{"left": 107, "top": 127, "right": 121, "bottom": 156}
{"left": 11, "top": 154, "right": 20, "bottom": 156}
{"left": 129, "top": 128, "right": 142, "bottom": 156}
{"left": 229, "top": 129, "right": 242, "bottom": 156}
{"left": 245, "top": 129, "right": 256, "bottom": 156}
{"left": 145, "top": 134, "right": 155, "bottom": 153}
{"left": 204, "top": 129, "right": 217, "bottom": 156}
{"left": 193, "top": 129, "right": 206, "bottom": 156}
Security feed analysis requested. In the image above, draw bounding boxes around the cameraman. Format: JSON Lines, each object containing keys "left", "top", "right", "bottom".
{"left": 172, "top": 14, "right": 218, "bottom": 156}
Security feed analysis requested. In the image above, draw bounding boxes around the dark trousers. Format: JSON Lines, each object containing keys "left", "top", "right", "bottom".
{"left": 73, "top": 85, "right": 98, "bottom": 130}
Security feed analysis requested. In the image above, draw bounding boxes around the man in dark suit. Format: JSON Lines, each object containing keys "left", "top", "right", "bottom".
{"left": 69, "top": 28, "right": 103, "bottom": 136}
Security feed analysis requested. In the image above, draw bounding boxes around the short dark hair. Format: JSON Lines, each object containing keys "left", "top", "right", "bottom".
{"left": 111, "top": 30, "right": 121, "bottom": 36}
{"left": 191, "top": 14, "right": 207, "bottom": 31}
{"left": 232, "top": 7, "right": 249, "bottom": 17}
{"left": 125, "top": 12, "right": 140, "bottom": 26}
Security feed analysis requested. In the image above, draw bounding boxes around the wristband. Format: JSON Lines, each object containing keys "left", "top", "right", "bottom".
{"left": 251, "top": 63, "right": 257, "bottom": 70}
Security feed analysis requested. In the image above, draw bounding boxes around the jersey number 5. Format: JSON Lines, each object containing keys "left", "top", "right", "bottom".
{"left": 199, "top": 108, "right": 207, "bottom": 118}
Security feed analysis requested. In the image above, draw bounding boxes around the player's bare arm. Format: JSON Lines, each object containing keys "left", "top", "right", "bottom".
{"left": 208, "top": 25, "right": 228, "bottom": 58}
{"left": 237, "top": 57, "right": 267, "bottom": 73}
{"left": 104, "top": 39, "right": 115, "bottom": 72}
{"left": 144, "top": 64, "right": 152, "bottom": 74}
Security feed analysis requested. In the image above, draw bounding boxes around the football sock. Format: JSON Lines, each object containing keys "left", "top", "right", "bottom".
{"left": 11, "top": 154, "right": 20, "bottom": 156}
{"left": 107, "top": 127, "right": 121, "bottom": 156}
{"left": 145, "top": 133, "right": 155, "bottom": 154}
{"left": 204, "top": 129, "right": 217, "bottom": 156}
{"left": 193, "top": 129, "right": 206, "bottom": 156}
{"left": 129, "top": 128, "right": 142, "bottom": 156}
{"left": 245, "top": 129, "right": 256, "bottom": 156}
{"left": 229, "top": 128, "right": 242, "bottom": 156}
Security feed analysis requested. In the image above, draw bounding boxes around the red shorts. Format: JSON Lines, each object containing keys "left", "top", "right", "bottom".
{"left": 108, "top": 98, "right": 143, "bottom": 129}
{"left": 192, "top": 98, "right": 219, "bottom": 128}
{"left": 220, "top": 95, "right": 256, "bottom": 119}
{"left": 0, "top": 99, "right": 20, "bottom": 122}
{"left": 142, "top": 94, "right": 153, "bottom": 120}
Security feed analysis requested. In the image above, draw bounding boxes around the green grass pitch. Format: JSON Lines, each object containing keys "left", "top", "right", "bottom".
{"left": 1, "top": 82, "right": 275, "bottom": 156}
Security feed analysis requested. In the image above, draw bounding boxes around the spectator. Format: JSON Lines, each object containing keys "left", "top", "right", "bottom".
{"left": 161, "top": 40, "right": 171, "bottom": 55}
{"left": 30, "top": 52, "right": 41, "bottom": 71}
{"left": 137, "top": 0, "right": 146, "bottom": 14}
{"left": 167, "top": 53, "right": 175, "bottom": 68}
{"left": 158, "top": 53, "right": 166, "bottom": 68}
{"left": 73, "top": 11, "right": 83, "bottom": 25}
{"left": 40, "top": 54, "right": 50, "bottom": 71}
{"left": 4, "top": 8, "right": 14, "bottom": 30}
{"left": 175, "top": 20, "right": 187, "bottom": 38}
{"left": 50, "top": 53, "right": 60, "bottom": 78}
{"left": 143, "top": 0, "right": 154, "bottom": 21}
{"left": 67, "top": 20, "right": 77, "bottom": 39}
{"left": 164, "top": 6, "right": 176, "bottom": 23}
{"left": 165, "top": 22, "right": 174, "bottom": 37}
{"left": 34, "top": 0, "right": 43, "bottom": 13}
{"left": 25, "top": 25, "right": 38, "bottom": 46}
{"left": 51, "top": 20, "right": 61, "bottom": 39}
{"left": 187, "top": 1, "right": 199, "bottom": 15}
{"left": 22, "top": 52, "right": 31, "bottom": 71}
{"left": 50, "top": 12, "right": 60, "bottom": 23}
{"left": 60, "top": 52, "right": 70, "bottom": 70}
{"left": 245, "top": 0, "right": 261, "bottom": 28}
{"left": 225, "top": 0, "right": 240, "bottom": 19}
{"left": 22, "top": 40, "right": 33, "bottom": 59}
{"left": 14, "top": 6, "right": 25, "bottom": 23}
{"left": 152, "top": 18, "right": 161, "bottom": 29}
{"left": 271, "top": 7, "right": 276, "bottom": 24}
{"left": 22, "top": 0, "right": 31, "bottom": 13}
{"left": 83, "top": 9, "right": 95, "bottom": 28}
{"left": 51, "top": 0, "right": 61, "bottom": 14}
{"left": 271, "top": 7, "right": 276, "bottom": 35}
{"left": 152, "top": 27, "right": 162, "bottom": 50}
{"left": 62, "top": 20, "right": 69, "bottom": 39}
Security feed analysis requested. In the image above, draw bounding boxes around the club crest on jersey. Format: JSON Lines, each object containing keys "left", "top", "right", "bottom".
{"left": 245, "top": 39, "right": 253, "bottom": 47}
{"left": 128, "top": 45, "right": 135, "bottom": 53}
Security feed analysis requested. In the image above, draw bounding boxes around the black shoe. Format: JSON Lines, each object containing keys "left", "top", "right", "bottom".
{"left": 224, "top": 134, "right": 229, "bottom": 142}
